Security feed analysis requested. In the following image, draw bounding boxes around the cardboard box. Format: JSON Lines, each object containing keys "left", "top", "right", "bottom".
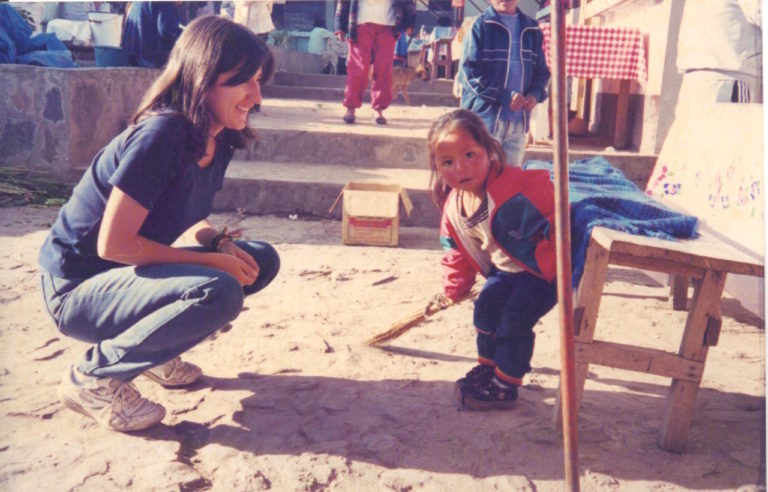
{"left": 330, "top": 182, "right": 413, "bottom": 246}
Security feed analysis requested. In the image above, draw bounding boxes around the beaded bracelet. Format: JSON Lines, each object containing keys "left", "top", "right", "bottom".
{"left": 211, "top": 227, "right": 236, "bottom": 252}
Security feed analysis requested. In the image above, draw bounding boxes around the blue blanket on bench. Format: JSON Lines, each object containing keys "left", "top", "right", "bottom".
{"left": 524, "top": 157, "right": 699, "bottom": 286}
{"left": 0, "top": 4, "right": 77, "bottom": 67}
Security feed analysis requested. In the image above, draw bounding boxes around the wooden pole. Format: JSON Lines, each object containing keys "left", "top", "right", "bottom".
{"left": 551, "top": 1, "right": 580, "bottom": 490}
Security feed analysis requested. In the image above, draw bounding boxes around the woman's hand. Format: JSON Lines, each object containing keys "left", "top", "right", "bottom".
{"left": 207, "top": 250, "right": 259, "bottom": 286}
{"left": 218, "top": 240, "right": 260, "bottom": 285}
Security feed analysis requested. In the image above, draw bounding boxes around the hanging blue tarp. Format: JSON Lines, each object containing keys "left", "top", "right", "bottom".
{"left": 0, "top": 4, "right": 77, "bottom": 67}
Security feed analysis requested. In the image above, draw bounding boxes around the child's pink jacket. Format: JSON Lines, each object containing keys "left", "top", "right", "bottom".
{"left": 439, "top": 166, "right": 557, "bottom": 300}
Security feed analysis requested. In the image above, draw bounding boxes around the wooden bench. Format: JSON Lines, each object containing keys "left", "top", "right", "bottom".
{"left": 555, "top": 226, "right": 764, "bottom": 452}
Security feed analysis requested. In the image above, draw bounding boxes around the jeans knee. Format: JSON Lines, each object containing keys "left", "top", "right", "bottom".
{"left": 187, "top": 274, "right": 244, "bottom": 324}
{"left": 241, "top": 241, "right": 280, "bottom": 294}
{"left": 257, "top": 242, "right": 280, "bottom": 285}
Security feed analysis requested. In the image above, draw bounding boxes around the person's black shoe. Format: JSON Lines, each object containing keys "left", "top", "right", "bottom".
{"left": 456, "top": 375, "right": 518, "bottom": 410}
{"left": 455, "top": 364, "right": 494, "bottom": 391}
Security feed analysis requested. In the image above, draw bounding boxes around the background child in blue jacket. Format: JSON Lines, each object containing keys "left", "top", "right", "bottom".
{"left": 458, "top": 0, "right": 550, "bottom": 167}
{"left": 427, "top": 109, "right": 558, "bottom": 410}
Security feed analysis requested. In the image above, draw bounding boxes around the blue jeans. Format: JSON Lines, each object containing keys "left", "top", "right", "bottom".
{"left": 492, "top": 119, "right": 528, "bottom": 167}
{"left": 473, "top": 269, "right": 557, "bottom": 382}
{"left": 40, "top": 241, "right": 280, "bottom": 381}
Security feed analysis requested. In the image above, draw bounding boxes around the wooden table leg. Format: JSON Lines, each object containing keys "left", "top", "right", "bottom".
{"left": 658, "top": 269, "right": 727, "bottom": 452}
{"left": 553, "top": 237, "right": 611, "bottom": 426}
{"left": 670, "top": 274, "right": 690, "bottom": 311}
{"left": 613, "top": 79, "right": 631, "bottom": 149}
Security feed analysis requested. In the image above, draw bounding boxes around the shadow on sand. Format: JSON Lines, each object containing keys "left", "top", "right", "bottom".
{"left": 140, "top": 369, "right": 765, "bottom": 489}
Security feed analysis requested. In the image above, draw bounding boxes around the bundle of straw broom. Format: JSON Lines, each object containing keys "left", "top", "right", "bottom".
{"left": 365, "top": 287, "right": 480, "bottom": 347}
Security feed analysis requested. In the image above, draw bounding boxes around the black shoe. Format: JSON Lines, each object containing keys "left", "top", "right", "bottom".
{"left": 455, "top": 364, "right": 494, "bottom": 391}
{"left": 456, "top": 375, "right": 518, "bottom": 411}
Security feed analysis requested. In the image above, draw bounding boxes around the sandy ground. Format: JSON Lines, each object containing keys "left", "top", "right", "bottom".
{"left": 0, "top": 205, "right": 765, "bottom": 491}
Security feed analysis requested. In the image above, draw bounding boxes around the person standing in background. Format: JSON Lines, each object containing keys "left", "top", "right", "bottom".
{"left": 233, "top": 0, "right": 275, "bottom": 41}
{"left": 334, "top": 0, "right": 416, "bottom": 125}
{"left": 457, "top": 0, "right": 549, "bottom": 167}
{"left": 676, "top": 0, "right": 762, "bottom": 108}
{"left": 121, "top": 1, "right": 183, "bottom": 68}
{"left": 392, "top": 25, "right": 412, "bottom": 67}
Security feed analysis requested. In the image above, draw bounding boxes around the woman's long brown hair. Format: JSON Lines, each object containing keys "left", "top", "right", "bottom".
{"left": 131, "top": 15, "right": 275, "bottom": 158}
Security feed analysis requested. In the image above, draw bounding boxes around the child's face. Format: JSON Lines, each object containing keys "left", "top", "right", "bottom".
{"left": 434, "top": 128, "right": 491, "bottom": 196}
{"left": 491, "top": 0, "right": 519, "bottom": 15}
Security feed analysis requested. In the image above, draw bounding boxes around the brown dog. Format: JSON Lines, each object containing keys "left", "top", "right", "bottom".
{"left": 367, "top": 63, "right": 431, "bottom": 106}
{"left": 391, "top": 63, "right": 431, "bottom": 106}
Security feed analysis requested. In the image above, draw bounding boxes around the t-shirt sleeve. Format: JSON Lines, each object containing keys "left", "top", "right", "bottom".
{"left": 109, "top": 118, "right": 189, "bottom": 211}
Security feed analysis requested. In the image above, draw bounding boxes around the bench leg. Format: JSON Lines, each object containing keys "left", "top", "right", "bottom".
{"left": 553, "top": 238, "right": 611, "bottom": 426}
{"left": 658, "top": 269, "right": 727, "bottom": 452}
{"left": 670, "top": 274, "right": 690, "bottom": 311}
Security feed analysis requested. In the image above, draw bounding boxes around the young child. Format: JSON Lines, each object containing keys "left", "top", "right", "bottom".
{"left": 427, "top": 109, "right": 558, "bottom": 410}
{"left": 457, "top": 0, "right": 550, "bottom": 167}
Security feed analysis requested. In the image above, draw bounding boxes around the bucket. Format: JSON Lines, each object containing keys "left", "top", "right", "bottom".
{"left": 87, "top": 11, "right": 123, "bottom": 48}
{"left": 94, "top": 46, "right": 132, "bottom": 67}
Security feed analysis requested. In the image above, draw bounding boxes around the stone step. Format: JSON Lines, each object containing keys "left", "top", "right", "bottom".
{"left": 68, "top": 97, "right": 659, "bottom": 232}
{"left": 270, "top": 71, "right": 456, "bottom": 94}
{"left": 265, "top": 71, "right": 458, "bottom": 106}
{"left": 215, "top": 160, "right": 441, "bottom": 228}
{"left": 262, "top": 84, "right": 458, "bottom": 106}
{"left": 242, "top": 98, "right": 658, "bottom": 187}
{"left": 241, "top": 98, "right": 456, "bottom": 169}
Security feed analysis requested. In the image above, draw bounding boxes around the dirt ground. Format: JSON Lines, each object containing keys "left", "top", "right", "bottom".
{"left": 0, "top": 205, "right": 765, "bottom": 491}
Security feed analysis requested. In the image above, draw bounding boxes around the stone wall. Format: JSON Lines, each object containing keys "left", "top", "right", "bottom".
{"left": 0, "top": 64, "right": 159, "bottom": 177}
{"left": 0, "top": 48, "right": 322, "bottom": 178}
{"left": 269, "top": 45, "right": 324, "bottom": 74}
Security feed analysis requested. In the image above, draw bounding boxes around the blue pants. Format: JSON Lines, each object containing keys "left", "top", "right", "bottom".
{"left": 492, "top": 119, "right": 528, "bottom": 168}
{"left": 41, "top": 240, "right": 279, "bottom": 381}
{"left": 473, "top": 269, "right": 557, "bottom": 383}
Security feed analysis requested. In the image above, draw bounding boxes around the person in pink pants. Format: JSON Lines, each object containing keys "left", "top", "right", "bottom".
{"left": 334, "top": 0, "right": 416, "bottom": 125}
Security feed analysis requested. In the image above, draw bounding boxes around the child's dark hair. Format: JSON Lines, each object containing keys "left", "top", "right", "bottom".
{"left": 427, "top": 109, "right": 506, "bottom": 208}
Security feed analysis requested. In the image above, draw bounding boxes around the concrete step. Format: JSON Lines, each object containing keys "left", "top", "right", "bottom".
{"left": 215, "top": 160, "right": 441, "bottom": 228}
{"left": 242, "top": 98, "right": 658, "bottom": 187}
{"left": 242, "top": 98, "right": 456, "bottom": 169}
{"left": 68, "top": 98, "right": 659, "bottom": 233}
{"left": 270, "top": 71, "right": 456, "bottom": 94}
{"left": 262, "top": 84, "right": 459, "bottom": 106}
{"left": 265, "top": 71, "right": 458, "bottom": 106}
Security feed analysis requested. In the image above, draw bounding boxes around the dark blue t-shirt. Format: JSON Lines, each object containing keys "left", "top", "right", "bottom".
{"left": 39, "top": 114, "right": 233, "bottom": 279}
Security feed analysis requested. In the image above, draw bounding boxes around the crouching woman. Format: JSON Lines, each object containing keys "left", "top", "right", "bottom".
{"left": 38, "top": 16, "right": 279, "bottom": 432}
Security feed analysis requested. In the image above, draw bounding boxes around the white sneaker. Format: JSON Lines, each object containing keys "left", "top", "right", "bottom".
{"left": 58, "top": 366, "right": 165, "bottom": 432}
{"left": 143, "top": 356, "right": 202, "bottom": 387}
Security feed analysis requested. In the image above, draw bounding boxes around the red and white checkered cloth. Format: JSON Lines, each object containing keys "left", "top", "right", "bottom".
{"left": 540, "top": 23, "right": 647, "bottom": 81}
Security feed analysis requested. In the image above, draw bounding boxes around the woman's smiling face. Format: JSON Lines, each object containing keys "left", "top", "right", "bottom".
{"left": 207, "top": 67, "right": 263, "bottom": 135}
